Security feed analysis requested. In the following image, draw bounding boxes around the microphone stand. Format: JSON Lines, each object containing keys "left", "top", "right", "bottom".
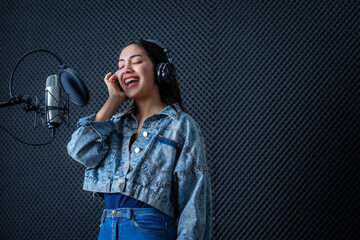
{"left": 0, "top": 95, "right": 37, "bottom": 111}
{"left": 0, "top": 95, "right": 59, "bottom": 142}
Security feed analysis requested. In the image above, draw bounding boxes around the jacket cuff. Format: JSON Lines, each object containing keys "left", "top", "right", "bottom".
{"left": 76, "top": 114, "right": 96, "bottom": 128}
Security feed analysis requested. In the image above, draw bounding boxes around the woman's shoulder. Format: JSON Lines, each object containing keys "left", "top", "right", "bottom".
{"left": 173, "top": 106, "right": 203, "bottom": 136}
{"left": 177, "top": 110, "right": 197, "bottom": 125}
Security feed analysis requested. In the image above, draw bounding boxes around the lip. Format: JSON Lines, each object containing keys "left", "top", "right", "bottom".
{"left": 123, "top": 75, "right": 139, "bottom": 83}
{"left": 125, "top": 81, "right": 139, "bottom": 89}
{"left": 122, "top": 75, "right": 140, "bottom": 89}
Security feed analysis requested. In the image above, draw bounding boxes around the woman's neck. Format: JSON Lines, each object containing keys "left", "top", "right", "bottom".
{"left": 134, "top": 96, "right": 167, "bottom": 123}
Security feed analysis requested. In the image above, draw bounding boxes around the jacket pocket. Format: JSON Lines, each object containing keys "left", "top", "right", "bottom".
{"left": 141, "top": 135, "right": 179, "bottom": 188}
{"left": 97, "top": 132, "right": 120, "bottom": 171}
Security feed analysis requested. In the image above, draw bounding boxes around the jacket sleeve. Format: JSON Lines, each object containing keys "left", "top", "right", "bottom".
{"left": 66, "top": 114, "right": 115, "bottom": 168}
{"left": 174, "top": 120, "right": 212, "bottom": 240}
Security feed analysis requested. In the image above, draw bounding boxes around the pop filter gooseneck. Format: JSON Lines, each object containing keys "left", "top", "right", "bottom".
{"left": 9, "top": 49, "right": 63, "bottom": 99}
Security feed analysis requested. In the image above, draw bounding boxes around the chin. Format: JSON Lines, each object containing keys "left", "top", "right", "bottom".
{"left": 124, "top": 90, "right": 145, "bottom": 100}
{"left": 124, "top": 92, "right": 136, "bottom": 99}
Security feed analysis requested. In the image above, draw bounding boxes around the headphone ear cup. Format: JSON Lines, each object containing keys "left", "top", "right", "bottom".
{"left": 165, "top": 63, "right": 176, "bottom": 86}
{"left": 155, "top": 62, "right": 165, "bottom": 85}
{"left": 156, "top": 62, "right": 176, "bottom": 86}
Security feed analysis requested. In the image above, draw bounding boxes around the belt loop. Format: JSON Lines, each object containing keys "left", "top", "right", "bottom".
{"left": 101, "top": 210, "right": 106, "bottom": 223}
{"left": 127, "top": 209, "right": 133, "bottom": 221}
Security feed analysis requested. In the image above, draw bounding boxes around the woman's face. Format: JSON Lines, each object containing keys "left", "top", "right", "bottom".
{"left": 116, "top": 44, "right": 159, "bottom": 100}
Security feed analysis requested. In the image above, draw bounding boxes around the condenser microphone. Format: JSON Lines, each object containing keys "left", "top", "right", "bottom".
{"left": 45, "top": 75, "right": 61, "bottom": 128}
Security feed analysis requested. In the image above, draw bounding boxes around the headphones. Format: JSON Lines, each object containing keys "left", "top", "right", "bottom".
{"left": 142, "top": 39, "right": 177, "bottom": 86}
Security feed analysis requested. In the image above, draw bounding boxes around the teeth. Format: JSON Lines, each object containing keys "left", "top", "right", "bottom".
{"left": 125, "top": 78, "right": 138, "bottom": 85}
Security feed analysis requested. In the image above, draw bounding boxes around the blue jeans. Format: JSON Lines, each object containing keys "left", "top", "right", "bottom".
{"left": 97, "top": 208, "right": 176, "bottom": 240}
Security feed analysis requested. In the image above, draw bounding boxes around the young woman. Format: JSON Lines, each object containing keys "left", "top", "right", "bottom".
{"left": 67, "top": 39, "right": 212, "bottom": 239}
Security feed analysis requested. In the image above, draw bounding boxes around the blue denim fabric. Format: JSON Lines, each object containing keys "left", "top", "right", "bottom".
{"left": 97, "top": 208, "right": 176, "bottom": 240}
{"left": 67, "top": 104, "right": 212, "bottom": 239}
{"left": 104, "top": 193, "right": 153, "bottom": 209}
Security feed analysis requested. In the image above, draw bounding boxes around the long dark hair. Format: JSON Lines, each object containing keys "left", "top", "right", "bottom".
{"left": 121, "top": 39, "right": 186, "bottom": 113}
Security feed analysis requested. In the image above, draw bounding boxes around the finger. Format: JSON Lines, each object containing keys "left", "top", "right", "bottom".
{"left": 104, "top": 72, "right": 112, "bottom": 80}
{"left": 109, "top": 74, "right": 117, "bottom": 83}
{"left": 109, "top": 73, "right": 116, "bottom": 79}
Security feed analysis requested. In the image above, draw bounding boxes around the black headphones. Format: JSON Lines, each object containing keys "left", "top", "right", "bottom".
{"left": 143, "top": 39, "right": 177, "bottom": 86}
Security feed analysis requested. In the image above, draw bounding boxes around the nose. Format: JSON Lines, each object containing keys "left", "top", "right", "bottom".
{"left": 122, "top": 61, "right": 134, "bottom": 75}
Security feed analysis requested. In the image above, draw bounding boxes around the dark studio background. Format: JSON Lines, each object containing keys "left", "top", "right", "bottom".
{"left": 0, "top": 0, "right": 359, "bottom": 239}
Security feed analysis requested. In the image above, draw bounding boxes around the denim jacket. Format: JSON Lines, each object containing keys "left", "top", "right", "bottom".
{"left": 67, "top": 103, "right": 212, "bottom": 239}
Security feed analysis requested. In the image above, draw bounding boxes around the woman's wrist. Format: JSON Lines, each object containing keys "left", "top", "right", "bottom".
{"left": 94, "top": 97, "right": 125, "bottom": 122}
{"left": 108, "top": 95, "right": 126, "bottom": 107}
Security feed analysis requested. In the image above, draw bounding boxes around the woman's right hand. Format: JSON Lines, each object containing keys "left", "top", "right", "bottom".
{"left": 104, "top": 71, "right": 128, "bottom": 106}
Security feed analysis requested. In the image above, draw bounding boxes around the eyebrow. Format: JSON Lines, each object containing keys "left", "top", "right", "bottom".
{"left": 118, "top": 54, "right": 142, "bottom": 62}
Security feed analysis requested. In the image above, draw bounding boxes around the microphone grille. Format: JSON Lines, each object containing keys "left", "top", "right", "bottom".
{"left": 46, "top": 75, "right": 60, "bottom": 87}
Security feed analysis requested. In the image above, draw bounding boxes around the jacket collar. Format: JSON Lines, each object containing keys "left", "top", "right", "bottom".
{"left": 119, "top": 103, "right": 181, "bottom": 120}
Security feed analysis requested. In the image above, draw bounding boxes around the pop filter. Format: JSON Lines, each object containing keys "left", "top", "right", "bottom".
{"left": 59, "top": 66, "right": 90, "bottom": 106}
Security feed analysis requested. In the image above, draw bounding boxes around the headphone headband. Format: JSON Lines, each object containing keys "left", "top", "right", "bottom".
{"left": 143, "top": 39, "right": 172, "bottom": 63}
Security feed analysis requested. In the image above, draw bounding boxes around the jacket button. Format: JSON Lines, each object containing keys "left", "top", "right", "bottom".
{"left": 135, "top": 147, "right": 140, "bottom": 153}
{"left": 129, "top": 167, "right": 133, "bottom": 172}
{"left": 118, "top": 183, "right": 123, "bottom": 189}
{"left": 143, "top": 131, "right": 148, "bottom": 137}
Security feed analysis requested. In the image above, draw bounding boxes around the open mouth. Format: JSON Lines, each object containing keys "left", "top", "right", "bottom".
{"left": 124, "top": 78, "right": 139, "bottom": 86}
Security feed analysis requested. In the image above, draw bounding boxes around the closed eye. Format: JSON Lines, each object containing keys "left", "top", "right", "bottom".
{"left": 118, "top": 61, "right": 141, "bottom": 69}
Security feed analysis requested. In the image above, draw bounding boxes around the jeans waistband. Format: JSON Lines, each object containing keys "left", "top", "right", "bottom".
{"left": 101, "top": 208, "right": 174, "bottom": 223}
